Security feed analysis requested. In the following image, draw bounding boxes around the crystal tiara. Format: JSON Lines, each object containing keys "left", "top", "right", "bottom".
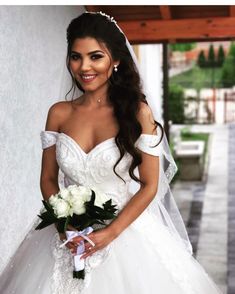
{"left": 85, "top": 11, "right": 117, "bottom": 25}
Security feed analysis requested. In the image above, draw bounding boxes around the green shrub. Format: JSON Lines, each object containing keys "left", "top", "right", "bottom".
{"left": 217, "top": 45, "right": 225, "bottom": 67}
{"left": 208, "top": 44, "right": 216, "bottom": 67}
{"left": 197, "top": 50, "right": 207, "bottom": 68}
{"left": 170, "top": 43, "right": 196, "bottom": 52}
{"left": 169, "top": 84, "right": 185, "bottom": 124}
{"left": 221, "top": 42, "right": 235, "bottom": 87}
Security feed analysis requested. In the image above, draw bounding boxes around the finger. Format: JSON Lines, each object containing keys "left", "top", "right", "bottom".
{"left": 84, "top": 243, "right": 91, "bottom": 251}
{"left": 71, "top": 236, "right": 83, "bottom": 243}
{"left": 66, "top": 243, "right": 77, "bottom": 251}
{"left": 81, "top": 246, "right": 97, "bottom": 259}
{"left": 80, "top": 250, "right": 94, "bottom": 259}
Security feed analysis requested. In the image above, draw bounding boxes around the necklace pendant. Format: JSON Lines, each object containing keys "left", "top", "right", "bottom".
{"left": 97, "top": 98, "right": 101, "bottom": 103}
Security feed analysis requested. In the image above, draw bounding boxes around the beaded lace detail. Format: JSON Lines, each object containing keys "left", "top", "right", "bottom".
{"left": 50, "top": 232, "right": 112, "bottom": 293}
{"left": 40, "top": 131, "right": 194, "bottom": 293}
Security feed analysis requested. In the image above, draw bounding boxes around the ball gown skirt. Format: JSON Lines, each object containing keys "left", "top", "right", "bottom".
{"left": 0, "top": 131, "right": 223, "bottom": 294}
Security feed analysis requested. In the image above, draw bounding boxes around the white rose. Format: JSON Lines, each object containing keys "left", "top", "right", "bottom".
{"left": 76, "top": 186, "right": 92, "bottom": 202}
{"left": 93, "top": 190, "right": 109, "bottom": 208}
{"left": 48, "top": 195, "right": 59, "bottom": 207}
{"left": 68, "top": 185, "right": 92, "bottom": 204}
{"left": 53, "top": 199, "right": 71, "bottom": 218}
{"left": 60, "top": 188, "right": 72, "bottom": 202}
{"left": 72, "top": 197, "right": 86, "bottom": 215}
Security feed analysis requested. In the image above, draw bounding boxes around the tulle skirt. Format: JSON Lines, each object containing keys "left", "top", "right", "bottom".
{"left": 0, "top": 210, "right": 223, "bottom": 294}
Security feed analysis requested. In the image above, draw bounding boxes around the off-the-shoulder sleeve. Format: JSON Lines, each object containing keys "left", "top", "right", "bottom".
{"left": 135, "top": 134, "right": 162, "bottom": 156}
{"left": 40, "top": 130, "right": 58, "bottom": 149}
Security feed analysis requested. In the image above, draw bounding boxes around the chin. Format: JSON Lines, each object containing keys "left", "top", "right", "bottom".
{"left": 82, "top": 85, "right": 97, "bottom": 92}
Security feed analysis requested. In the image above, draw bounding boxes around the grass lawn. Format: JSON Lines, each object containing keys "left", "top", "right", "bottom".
{"left": 170, "top": 65, "right": 223, "bottom": 89}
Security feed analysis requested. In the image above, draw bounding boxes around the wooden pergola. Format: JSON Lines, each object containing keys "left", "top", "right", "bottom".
{"left": 85, "top": 5, "right": 235, "bottom": 138}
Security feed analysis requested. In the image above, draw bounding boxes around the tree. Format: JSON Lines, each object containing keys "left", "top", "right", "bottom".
{"left": 217, "top": 45, "right": 225, "bottom": 67}
{"left": 169, "top": 84, "right": 185, "bottom": 124}
{"left": 221, "top": 42, "right": 235, "bottom": 87}
{"left": 207, "top": 44, "right": 215, "bottom": 67}
{"left": 197, "top": 50, "right": 207, "bottom": 68}
{"left": 229, "top": 41, "right": 235, "bottom": 57}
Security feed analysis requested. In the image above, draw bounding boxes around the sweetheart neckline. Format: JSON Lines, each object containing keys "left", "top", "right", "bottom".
{"left": 58, "top": 132, "right": 116, "bottom": 156}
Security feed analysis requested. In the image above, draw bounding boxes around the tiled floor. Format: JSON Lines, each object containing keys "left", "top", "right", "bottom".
{"left": 228, "top": 124, "right": 235, "bottom": 294}
{"left": 172, "top": 124, "right": 232, "bottom": 294}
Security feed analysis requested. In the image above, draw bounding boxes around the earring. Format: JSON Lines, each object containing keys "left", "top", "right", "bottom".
{"left": 114, "top": 64, "right": 118, "bottom": 72}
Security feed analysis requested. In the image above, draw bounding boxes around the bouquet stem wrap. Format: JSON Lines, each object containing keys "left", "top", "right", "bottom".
{"left": 59, "top": 227, "right": 94, "bottom": 278}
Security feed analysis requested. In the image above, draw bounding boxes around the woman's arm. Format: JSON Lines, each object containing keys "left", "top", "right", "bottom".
{"left": 40, "top": 103, "right": 61, "bottom": 201}
{"left": 40, "top": 102, "right": 78, "bottom": 251}
{"left": 78, "top": 102, "right": 160, "bottom": 258}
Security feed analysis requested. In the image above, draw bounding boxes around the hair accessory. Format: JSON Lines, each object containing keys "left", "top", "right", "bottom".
{"left": 85, "top": 11, "right": 117, "bottom": 25}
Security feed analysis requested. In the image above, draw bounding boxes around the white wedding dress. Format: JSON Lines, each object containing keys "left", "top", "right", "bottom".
{"left": 0, "top": 130, "right": 223, "bottom": 294}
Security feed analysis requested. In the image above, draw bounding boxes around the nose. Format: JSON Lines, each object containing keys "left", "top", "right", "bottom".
{"left": 80, "top": 57, "right": 91, "bottom": 72}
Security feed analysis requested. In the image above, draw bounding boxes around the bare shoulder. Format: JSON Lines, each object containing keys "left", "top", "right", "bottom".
{"left": 45, "top": 101, "right": 72, "bottom": 131}
{"left": 137, "top": 101, "right": 157, "bottom": 134}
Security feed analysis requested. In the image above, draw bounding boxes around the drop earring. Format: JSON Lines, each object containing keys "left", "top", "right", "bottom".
{"left": 114, "top": 64, "right": 118, "bottom": 72}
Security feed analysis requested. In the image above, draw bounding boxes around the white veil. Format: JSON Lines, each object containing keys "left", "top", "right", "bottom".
{"left": 123, "top": 33, "right": 193, "bottom": 254}
{"left": 67, "top": 11, "right": 193, "bottom": 255}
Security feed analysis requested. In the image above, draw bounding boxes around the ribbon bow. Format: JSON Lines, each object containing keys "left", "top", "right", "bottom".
{"left": 59, "top": 227, "right": 95, "bottom": 272}
{"left": 59, "top": 227, "right": 95, "bottom": 249}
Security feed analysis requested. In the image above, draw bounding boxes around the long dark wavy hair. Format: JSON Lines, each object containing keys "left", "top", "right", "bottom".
{"left": 65, "top": 12, "right": 163, "bottom": 184}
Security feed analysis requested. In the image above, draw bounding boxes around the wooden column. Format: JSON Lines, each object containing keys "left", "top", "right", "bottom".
{"left": 162, "top": 42, "right": 170, "bottom": 141}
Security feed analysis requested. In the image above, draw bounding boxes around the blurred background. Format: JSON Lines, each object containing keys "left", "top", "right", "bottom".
{"left": 0, "top": 5, "right": 235, "bottom": 294}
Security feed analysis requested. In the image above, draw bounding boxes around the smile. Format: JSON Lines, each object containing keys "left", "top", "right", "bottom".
{"left": 80, "top": 74, "right": 97, "bottom": 83}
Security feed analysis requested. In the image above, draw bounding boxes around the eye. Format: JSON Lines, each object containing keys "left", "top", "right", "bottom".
{"left": 91, "top": 54, "right": 104, "bottom": 60}
{"left": 70, "top": 54, "right": 80, "bottom": 61}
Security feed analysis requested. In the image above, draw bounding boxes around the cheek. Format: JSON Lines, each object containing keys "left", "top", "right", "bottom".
{"left": 69, "top": 63, "right": 76, "bottom": 74}
{"left": 96, "top": 61, "right": 112, "bottom": 76}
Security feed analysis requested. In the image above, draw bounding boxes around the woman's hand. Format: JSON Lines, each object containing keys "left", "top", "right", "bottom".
{"left": 71, "top": 227, "right": 117, "bottom": 259}
{"left": 57, "top": 224, "right": 79, "bottom": 255}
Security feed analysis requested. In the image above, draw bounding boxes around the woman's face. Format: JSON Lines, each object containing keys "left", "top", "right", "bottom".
{"left": 69, "top": 37, "right": 119, "bottom": 93}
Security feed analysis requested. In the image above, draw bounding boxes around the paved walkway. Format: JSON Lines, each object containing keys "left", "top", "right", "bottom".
{"left": 172, "top": 124, "right": 230, "bottom": 294}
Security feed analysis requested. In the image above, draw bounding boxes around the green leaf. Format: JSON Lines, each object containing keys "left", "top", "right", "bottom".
{"left": 56, "top": 219, "right": 67, "bottom": 233}
{"left": 35, "top": 221, "right": 51, "bottom": 230}
{"left": 42, "top": 200, "right": 53, "bottom": 213}
{"left": 87, "top": 190, "right": 96, "bottom": 206}
{"left": 39, "top": 211, "right": 57, "bottom": 223}
{"left": 64, "top": 216, "right": 71, "bottom": 232}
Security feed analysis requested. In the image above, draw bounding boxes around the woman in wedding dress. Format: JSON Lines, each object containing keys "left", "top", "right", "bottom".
{"left": 0, "top": 12, "right": 223, "bottom": 294}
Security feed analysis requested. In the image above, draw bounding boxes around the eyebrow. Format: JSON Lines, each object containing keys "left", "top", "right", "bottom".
{"left": 71, "top": 50, "right": 105, "bottom": 55}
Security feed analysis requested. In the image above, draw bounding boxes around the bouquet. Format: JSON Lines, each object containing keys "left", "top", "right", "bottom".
{"left": 35, "top": 185, "right": 117, "bottom": 279}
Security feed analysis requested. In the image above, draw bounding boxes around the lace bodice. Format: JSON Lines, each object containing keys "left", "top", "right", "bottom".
{"left": 40, "top": 131, "right": 162, "bottom": 209}
{"left": 38, "top": 131, "right": 209, "bottom": 294}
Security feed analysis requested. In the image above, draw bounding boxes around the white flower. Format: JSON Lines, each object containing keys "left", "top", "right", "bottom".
{"left": 72, "top": 197, "right": 86, "bottom": 215}
{"left": 93, "top": 189, "right": 109, "bottom": 208}
{"left": 76, "top": 186, "right": 92, "bottom": 201}
{"left": 53, "top": 199, "right": 71, "bottom": 218}
{"left": 60, "top": 188, "right": 72, "bottom": 202}
{"left": 48, "top": 195, "right": 59, "bottom": 207}
{"left": 69, "top": 185, "right": 91, "bottom": 202}
{"left": 66, "top": 185, "right": 91, "bottom": 215}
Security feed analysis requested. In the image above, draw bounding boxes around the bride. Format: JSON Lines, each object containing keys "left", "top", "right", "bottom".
{"left": 1, "top": 11, "right": 223, "bottom": 294}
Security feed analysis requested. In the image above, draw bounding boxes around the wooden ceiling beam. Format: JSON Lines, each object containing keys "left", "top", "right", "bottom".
{"left": 159, "top": 6, "right": 176, "bottom": 44}
{"left": 118, "top": 17, "right": 235, "bottom": 44}
{"left": 85, "top": 5, "right": 97, "bottom": 12}
{"left": 159, "top": 6, "right": 171, "bottom": 20}
{"left": 230, "top": 6, "right": 235, "bottom": 17}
